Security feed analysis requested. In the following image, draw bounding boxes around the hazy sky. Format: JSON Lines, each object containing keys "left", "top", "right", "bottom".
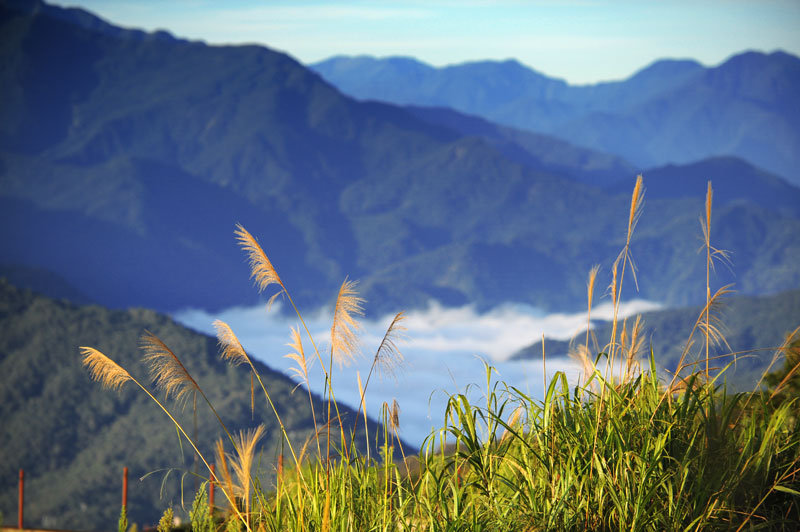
{"left": 56, "top": 1, "right": 800, "bottom": 84}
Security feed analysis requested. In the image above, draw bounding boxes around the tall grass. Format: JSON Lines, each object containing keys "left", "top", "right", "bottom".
{"left": 82, "top": 178, "right": 799, "bottom": 531}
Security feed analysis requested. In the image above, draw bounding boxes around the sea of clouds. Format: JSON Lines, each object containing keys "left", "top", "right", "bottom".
{"left": 173, "top": 299, "right": 660, "bottom": 448}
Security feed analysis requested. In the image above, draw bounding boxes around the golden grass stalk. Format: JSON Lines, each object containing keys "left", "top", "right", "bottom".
{"left": 389, "top": 399, "right": 401, "bottom": 434}
{"left": 214, "top": 320, "right": 250, "bottom": 367}
{"left": 623, "top": 315, "right": 645, "bottom": 382}
{"left": 569, "top": 344, "right": 596, "bottom": 388}
{"left": 604, "top": 260, "right": 619, "bottom": 382}
{"left": 321, "top": 277, "right": 365, "bottom": 466}
{"left": 330, "top": 277, "right": 365, "bottom": 368}
{"left": 234, "top": 225, "right": 347, "bottom": 473}
{"left": 673, "top": 284, "right": 733, "bottom": 383}
{"left": 80, "top": 347, "right": 132, "bottom": 391}
{"left": 353, "top": 312, "right": 407, "bottom": 441}
{"left": 592, "top": 176, "right": 644, "bottom": 485}
{"left": 652, "top": 284, "right": 734, "bottom": 418}
{"left": 214, "top": 439, "right": 237, "bottom": 515}
{"left": 214, "top": 319, "right": 302, "bottom": 469}
{"left": 767, "top": 326, "right": 800, "bottom": 403}
{"left": 606, "top": 175, "right": 645, "bottom": 381}
{"left": 284, "top": 326, "right": 310, "bottom": 389}
{"left": 373, "top": 311, "right": 406, "bottom": 379}
{"left": 235, "top": 224, "right": 285, "bottom": 308}
{"left": 356, "top": 371, "right": 370, "bottom": 461}
{"left": 585, "top": 264, "right": 600, "bottom": 354}
{"left": 140, "top": 331, "right": 200, "bottom": 404}
{"left": 499, "top": 405, "right": 524, "bottom": 444}
{"left": 285, "top": 326, "right": 323, "bottom": 461}
{"left": 386, "top": 399, "right": 411, "bottom": 477}
{"left": 700, "top": 181, "right": 732, "bottom": 379}
{"left": 211, "top": 319, "right": 256, "bottom": 416}
{"left": 230, "top": 425, "right": 266, "bottom": 527}
{"left": 81, "top": 347, "right": 249, "bottom": 530}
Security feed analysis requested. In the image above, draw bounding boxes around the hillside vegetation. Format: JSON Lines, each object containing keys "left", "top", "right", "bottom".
{"left": 0, "top": 279, "right": 389, "bottom": 530}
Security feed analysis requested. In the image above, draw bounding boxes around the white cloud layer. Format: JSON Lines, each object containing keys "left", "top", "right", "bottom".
{"left": 174, "top": 298, "right": 660, "bottom": 446}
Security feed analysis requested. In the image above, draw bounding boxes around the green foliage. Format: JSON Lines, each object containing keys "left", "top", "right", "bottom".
{"left": 157, "top": 507, "right": 173, "bottom": 532}
{"left": 118, "top": 505, "right": 128, "bottom": 532}
{"left": 189, "top": 483, "right": 214, "bottom": 532}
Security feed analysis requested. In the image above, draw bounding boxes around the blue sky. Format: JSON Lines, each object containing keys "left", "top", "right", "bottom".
{"left": 57, "top": 1, "right": 800, "bottom": 84}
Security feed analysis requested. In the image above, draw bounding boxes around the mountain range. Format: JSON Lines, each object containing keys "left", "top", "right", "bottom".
{"left": 1, "top": 0, "right": 798, "bottom": 319}
{"left": 311, "top": 51, "right": 800, "bottom": 186}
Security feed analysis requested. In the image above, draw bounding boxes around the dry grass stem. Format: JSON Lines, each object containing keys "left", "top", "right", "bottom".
{"left": 373, "top": 311, "right": 407, "bottom": 379}
{"left": 389, "top": 399, "right": 401, "bottom": 433}
{"left": 768, "top": 327, "right": 800, "bottom": 402}
{"left": 140, "top": 331, "right": 199, "bottom": 404}
{"left": 231, "top": 425, "right": 265, "bottom": 497}
{"left": 214, "top": 319, "right": 251, "bottom": 367}
{"left": 623, "top": 315, "right": 645, "bottom": 381}
{"left": 235, "top": 223, "right": 285, "bottom": 301}
{"left": 80, "top": 347, "right": 132, "bottom": 391}
{"left": 330, "top": 277, "right": 365, "bottom": 368}
{"left": 500, "top": 406, "right": 525, "bottom": 444}
{"left": 284, "top": 326, "right": 310, "bottom": 388}
{"left": 569, "top": 344, "right": 596, "bottom": 387}
{"left": 357, "top": 371, "right": 370, "bottom": 460}
{"left": 215, "top": 439, "right": 236, "bottom": 513}
{"left": 618, "top": 174, "right": 644, "bottom": 291}
{"left": 585, "top": 264, "right": 600, "bottom": 352}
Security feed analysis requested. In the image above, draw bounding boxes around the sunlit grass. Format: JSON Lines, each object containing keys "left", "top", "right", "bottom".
{"left": 83, "top": 177, "right": 800, "bottom": 531}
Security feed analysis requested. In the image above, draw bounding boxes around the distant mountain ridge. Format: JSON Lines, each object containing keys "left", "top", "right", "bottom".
{"left": 311, "top": 51, "right": 800, "bottom": 184}
{"left": 1, "top": 0, "right": 798, "bottom": 317}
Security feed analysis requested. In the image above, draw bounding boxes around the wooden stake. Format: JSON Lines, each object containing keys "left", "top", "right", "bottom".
{"left": 122, "top": 467, "right": 128, "bottom": 509}
{"left": 18, "top": 469, "right": 24, "bottom": 529}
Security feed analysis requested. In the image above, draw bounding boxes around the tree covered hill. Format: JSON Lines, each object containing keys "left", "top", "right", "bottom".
{"left": 0, "top": 279, "right": 391, "bottom": 530}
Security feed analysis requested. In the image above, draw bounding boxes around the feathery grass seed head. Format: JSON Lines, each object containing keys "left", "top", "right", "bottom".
{"left": 284, "top": 326, "right": 310, "bottom": 387}
{"left": 330, "top": 277, "right": 365, "bottom": 367}
{"left": 80, "top": 347, "right": 132, "bottom": 391}
{"left": 373, "top": 311, "right": 407, "bottom": 379}
{"left": 235, "top": 224, "right": 285, "bottom": 298}
{"left": 140, "top": 331, "right": 199, "bottom": 404}
{"left": 214, "top": 320, "right": 250, "bottom": 367}
{"left": 389, "top": 399, "right": 401, "bottom": 433}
